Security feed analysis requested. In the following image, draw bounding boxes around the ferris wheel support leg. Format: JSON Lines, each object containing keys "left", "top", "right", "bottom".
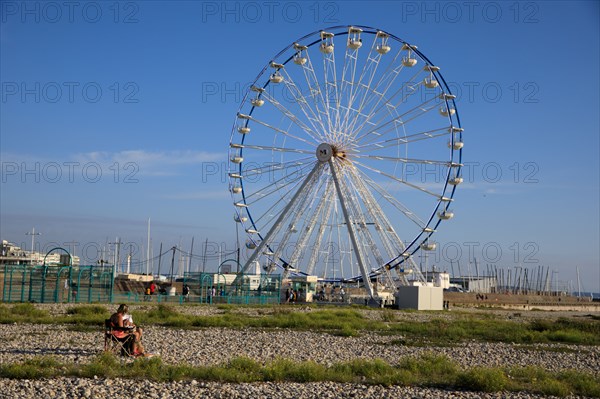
{"left": 232, "top": 162, "right": 322, "bottom": 288}
{"left": 329, "top": 159, "right": 377, "bottom": 300}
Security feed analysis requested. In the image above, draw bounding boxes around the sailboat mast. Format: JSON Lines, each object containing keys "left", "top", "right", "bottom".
{"left": 146, "top": 218, "right": 151, "bottom": 275}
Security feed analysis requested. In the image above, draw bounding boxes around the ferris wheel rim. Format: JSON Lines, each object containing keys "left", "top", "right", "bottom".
{"left": 228, "top": 25, "right": 463, "bottom": 283}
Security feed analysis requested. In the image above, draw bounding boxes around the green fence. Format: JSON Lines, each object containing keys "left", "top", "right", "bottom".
{"left": 183, "top": 272, "right": 282, "bottom": 305}
{"left": 2, "top": 266, "right": 281, "bottom": 305}
{"left": 2, "top": 264, "right": 114, "bottom": 303}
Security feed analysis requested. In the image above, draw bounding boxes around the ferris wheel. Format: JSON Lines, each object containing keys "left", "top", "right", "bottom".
{"left": 228, "top": 25, "right": 463, "bottom": 298}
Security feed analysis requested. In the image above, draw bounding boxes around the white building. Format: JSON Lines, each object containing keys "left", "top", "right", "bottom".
{"left": 0, "top": 240, "right": 80, "bottom": 266}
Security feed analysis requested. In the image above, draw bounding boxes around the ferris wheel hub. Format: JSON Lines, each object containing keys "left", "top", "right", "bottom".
{"left": 316, "top": 143, "right": 348, "bottom": 163}
{"left": 316, "top": 143, "right": 333, "bottom": 162}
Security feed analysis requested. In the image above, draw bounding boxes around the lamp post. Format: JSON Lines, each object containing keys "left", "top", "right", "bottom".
{"left": 26, "top": 227, "right": 41, "bottom": 260}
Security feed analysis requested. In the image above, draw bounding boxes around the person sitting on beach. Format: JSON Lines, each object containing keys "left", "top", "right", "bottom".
{"left": 110, "top": 304, "right": 147, "bottom": 357}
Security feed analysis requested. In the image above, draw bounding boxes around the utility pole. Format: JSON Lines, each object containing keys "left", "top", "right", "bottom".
{"left": 109, "top": 238, "right": 122, "bottom": 274}
{"left": 169, "top": 246, "right": 176, "bottom": 283}
{"left": 157, "top": 243, "right": 163, "bottom": 277}
{"left": 25, "top": 227, "right": 41, "bottom": 256}
{"left": 146, "top": 218, "right": 151, "bottom": 275}
{"left": 202, "top": 238, "right": 208, "bottom": 273}
{"left": 188, "top": 237, "right": 194, "bottom": 275}
{"left": 235, "top": 220, "right": 241, "bottom": 273}
{"left": 127, "top": 244, "right": 132, "bottom": 274}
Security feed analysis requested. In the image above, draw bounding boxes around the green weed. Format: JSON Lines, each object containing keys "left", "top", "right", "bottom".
{"left": 1, "top": 353, "right": 599, "bottom": 397}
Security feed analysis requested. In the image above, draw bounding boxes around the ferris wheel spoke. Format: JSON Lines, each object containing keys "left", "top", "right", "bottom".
{"left": 267, "top": 174, "right": 322, "bottom": 273}
{"left": 347, "top": 167, "right": 415, "bottom": 259}
{"left": 243, "top": 161, "right": 314, "bottom": 204}
{"left": 240, "top": 144, "right": 315, "bottom": 155}
{"left": 319, "top": 32, "right": 343, "bottom": 143}
{"left": 343, "top": 171, "right": 387, "bottom": 267}
{"left": 240, "top": 156, "right": 314, "bottom": 179}
{"left": 348, "top": 33, "right": 383, "bottom": 98}
{"left": 244, "top": 174, "right": 304, "bottom": 209}
{"left": 355, "top": 102, "right": 442, "bottom": 149}
{"left": 243, "top": 112, "right": 317, "bottom": 148}
{"left": 298, "top": 50, "right": 336, "bottom": 142}
{"left": 338, "top": 32, "right": 367, "bottom": 134}
{"left": 368, "top": 89, "right": 441, "bottom": 136}
{"left": 349, "top": 62, "right": 425, "bottom": 136}
{"left": 354, "top": 92, "right": 439, "bottom": 143}
{"left": 342, "top": 48, "right": 384, "bottom": 136}
{"left": 347, "top": 46, "right": 403, "bottom": 132}
{"left": 344, "top": 46, "right": 401, "bottom": 136}
{"left": 259, "top": 92, "right": 323, "bottom": 144}
{"left": 322, "top": 194, "right": 343, "bottom": 279}
{"left": 367, "top": 68, "right": 424, "bottom": 120}
{"left": 356, "top": 126, "right": 450, "bottom": 152}
{"left": 352, "top": 154, "right": 456, "bottom": 167}
{"left": 287, "top": 177, "right": 332, "bottom": 269}
{"left": 351, "top": 188, "right": 388, "bottom": 269}
{"left": 352, "top": 159, "right": 445, "bottom": 200}
{"left": 306, "top": 190, "right": 336, "bottom": 276}
{"left": 248, "top": 187, "right": 300, "bottom": 227}
{"left": 279, "top": 68, "right": 330, "bottom": 141}
{"left": 252, "top": 163, "right": 323, "bottom": 230}
{"left": 234, "top": 162, "right": 324, "bottom": 282}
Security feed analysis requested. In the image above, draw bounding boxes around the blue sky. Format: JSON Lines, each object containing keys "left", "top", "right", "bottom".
{"left": 1, "top": 1, "right": 598, "bottom": 293}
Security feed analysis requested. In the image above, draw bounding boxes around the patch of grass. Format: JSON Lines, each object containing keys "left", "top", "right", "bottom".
{"left": 332, "top": 358, "right": 400, "bottom": 385}
{"left": 557, "top": 370, "right": 600, "bottom": 397}
{"left": 61, "top": 304, "right": 110, "bottom": 326}
{"left": 528, "top": 317, "right": 600, "bottom": 344}
{"left": 457, "top": 368, "right": 508, "bottom": 392}
{"left": 507, "top": 366, "right": 578, "bottom": 397}
{"left": 136, "top": 304, "right": 194, "bottom": 328}
{"left": 77, "top": 352, "right": 120, "bottom": 379}
{"left": 399, "top": 353, "right": 459, "bottom": 387}
{"left": 1, "top": 353, "right": 599, "bottom": 397}
{"left": 66, "top": 304, "right": 107, "bottom": 316}
{"left": 386, "top": 315, "right": 600, "bottom": 346}
{"left": 264, "top": 358, "right": 327, "bottom": 383}
{"left": 215, "top": 304, "right": 235, "bottom": 312}
{"left": 0, "top": 356, "right": 60, "bottom": 379}
{"left": 381, "top": 309, "right": 396, "bottom": 322}
{"left": 0, "top": 303, "right": 51, "bottom": 324}
{"left": 191, "top": 308, "right": 372, "bottom": 336}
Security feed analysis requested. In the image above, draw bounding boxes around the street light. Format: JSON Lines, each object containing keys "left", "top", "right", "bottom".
{"left": 26, "top": 227, "right": 41, "bottom": 258}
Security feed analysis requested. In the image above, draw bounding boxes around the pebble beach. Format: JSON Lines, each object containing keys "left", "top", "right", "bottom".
{"left": 1, "top": 304, "right": 598, "bottom": 398}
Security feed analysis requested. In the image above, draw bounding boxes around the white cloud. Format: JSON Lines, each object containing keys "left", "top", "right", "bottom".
{"left": 0, "top": 150, "right": 227, "bottom": 178}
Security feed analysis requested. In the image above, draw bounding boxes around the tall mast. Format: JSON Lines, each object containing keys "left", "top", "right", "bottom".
{"left": 146, "top": 218, "right": 151, "bottom": 275}
{"left": 188, "top": 237, "right": 194, "bottom": 275}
